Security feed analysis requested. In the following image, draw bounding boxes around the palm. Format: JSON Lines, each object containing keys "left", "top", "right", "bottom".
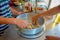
{"left": 15, "top": 19, "right": 29, "bottom": 28}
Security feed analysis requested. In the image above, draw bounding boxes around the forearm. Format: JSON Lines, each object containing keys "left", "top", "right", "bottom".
{"left": 10, "top": 7, "right": 19, "bottom": 14}
{"left": 0, "top": 17, "right": 15, "bottom": 24}
{"left": 33, "top": 5, "right": 60, "bottom": 20}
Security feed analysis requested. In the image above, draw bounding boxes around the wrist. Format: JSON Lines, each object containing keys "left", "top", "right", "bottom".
{"left": 7, "top": 18, "right": 16, "bottom": 24}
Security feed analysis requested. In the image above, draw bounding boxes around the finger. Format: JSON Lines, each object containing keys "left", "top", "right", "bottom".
{"left": 22, "top": 24, "right": 28, "bottom": 28}
{"left": 46, "top": 36, "right": 60, "bottom": 40}
{"left": 45, "top": 36, "right": 53, "bottom": 40}
{"left": 46, "top": 36, "right": 53, "bottom": 38}
{"left": 32, "top": 19, "right": 36, "bottom": 25}
{"left": 46, "top": 36, "right": 59, "bottom": 38}
{"left": 45, "top": 38, "right": 52, "bottom": 40}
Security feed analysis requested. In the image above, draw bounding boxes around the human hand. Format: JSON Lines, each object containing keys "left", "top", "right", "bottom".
{"left": 14, "top": 18, "right": 29, "bottom": 28}
{"left": 32, "top": 17, "right": 37, "bottom": 25}
{"left": 45, "top": 36, "right": 60, "bottom": 40}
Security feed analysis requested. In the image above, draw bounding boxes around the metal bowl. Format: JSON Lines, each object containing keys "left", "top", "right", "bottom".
{"left": 16, "top": 13, "right": 45, "bottom": 35}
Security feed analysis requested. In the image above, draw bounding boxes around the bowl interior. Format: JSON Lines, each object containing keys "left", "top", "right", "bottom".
{"left": 16, "top": 13, "right": 44, "bottom": 29}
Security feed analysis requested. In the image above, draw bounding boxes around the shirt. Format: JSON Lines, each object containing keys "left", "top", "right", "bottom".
{"left": 0, "top": 0, "right": 12, "bottom": 31}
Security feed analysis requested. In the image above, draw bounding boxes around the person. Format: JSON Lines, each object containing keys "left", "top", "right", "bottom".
{"left": 45, "top": 36, "right": 60, "bottom": 40}
{"left": 45, "top": 15, "right": 60, "bottom": 40}
{"left": 32, "top": 5, "right": 60, "bottom": 40}
{"left": 0, "top": 0, "right": 29, "bottom": 35}
{"left": 32, "top": 5, "right": 60, "bottom": 24}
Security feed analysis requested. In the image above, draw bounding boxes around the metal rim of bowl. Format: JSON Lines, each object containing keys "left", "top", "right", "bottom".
{"left": 16, "top": 25, "right": 45, "bottom": 39}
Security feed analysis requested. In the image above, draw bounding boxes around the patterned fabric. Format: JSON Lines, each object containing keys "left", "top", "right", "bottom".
{"left": 0, "top": 0, "right": 12, "bottom": 31}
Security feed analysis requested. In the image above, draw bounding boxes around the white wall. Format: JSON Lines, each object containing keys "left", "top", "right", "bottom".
{"left": 49, "top": 0, "right": 60, "bottom": 8}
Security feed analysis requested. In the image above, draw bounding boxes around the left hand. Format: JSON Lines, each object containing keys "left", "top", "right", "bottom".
{"left": 45, "top": 36, "right": 60, "bottom": 40}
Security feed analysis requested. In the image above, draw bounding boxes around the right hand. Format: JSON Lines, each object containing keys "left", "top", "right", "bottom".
{"left": 14, "top": 18, "right": 29, "bottom": 28}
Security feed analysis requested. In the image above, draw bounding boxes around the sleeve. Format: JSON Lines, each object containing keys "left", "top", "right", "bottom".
{"left": 9, "top": 0, "right": 13, "bottom": 6}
